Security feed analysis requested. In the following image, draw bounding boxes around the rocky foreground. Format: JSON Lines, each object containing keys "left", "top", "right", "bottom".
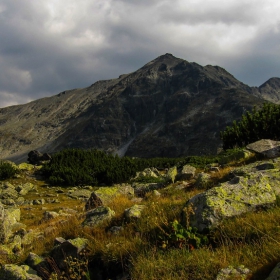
{"left": 1, "top": 147, "right": 280, "bottom": 279}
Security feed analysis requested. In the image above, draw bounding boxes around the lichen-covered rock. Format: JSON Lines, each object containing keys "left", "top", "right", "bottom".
{"left": 216, "top": 265, "right": 251, "bottom": 280}
{"left": 0, "top": 264, "right": 42, "bottom": 280}
{"left": 184, "top": 173, "right": 276, "bottom": 232}
{"left": 0, "top": 187, "right": 19, "bottom": 200}
{"left": 15, "top": 183, "right": 35, "bottom": 196}
{"left": 68, "top": 189, "right": 92, "bottom": 200}
{"left": 0, "top": 205, "right": 21, "bottom": 243}
{"left": 124, "top": 204, "right": 146, "bottom": 221}
{"left": 85, "top": 185, "right": 134, "bottom": 211}
{"left": 18, "top": 163, "right": 35, "bottom": 171}
{"left": 166, "top": 166, "right": 177, "bottom": 183}
{"left": 83, "top": 206, "right": 115, "bottom": 227}
{"left": 0, "top": 234, "right": 22, "bottom": 255}
{"left": 233, "top": 158, "right": 280, "bottom": 196}
{"left": 178, "top": 165, "right": 196, "bottom": 180}
{"left": 195, "top": 172, "right": 211, "bottom": 189}
{"left": 266, "top": 262, "right": 280, "bottom": 280}
{"left": 26, "top": 252, "right": 45, "bottom": 269}
{"left": 50, "top": 237, "right": 88, "bottom": 270}
{"left": 233, "top": 159, "right": 280, "bottom": 175}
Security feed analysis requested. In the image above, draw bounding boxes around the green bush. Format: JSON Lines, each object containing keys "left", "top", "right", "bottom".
{"left": 220, "top": 103, "right": 280, "bottom": 149}
{"left": 0, "top": 161, "right": 17, "bottom": 180}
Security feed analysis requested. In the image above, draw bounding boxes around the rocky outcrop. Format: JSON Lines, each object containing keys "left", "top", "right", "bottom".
{"left": 27, "top": 151, "right": 51, "bottom": 165}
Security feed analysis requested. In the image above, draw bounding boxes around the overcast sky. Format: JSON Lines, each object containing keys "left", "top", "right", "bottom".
{"left": 1, "top": 0, "right": 280, "bottom": 108}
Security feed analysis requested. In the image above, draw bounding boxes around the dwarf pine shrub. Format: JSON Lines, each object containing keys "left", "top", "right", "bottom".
{"left": 0, "top": 160, "right": 17, "bottom": 180}
{"left": 220, "top": 103, "right": 280, "bottom": 149}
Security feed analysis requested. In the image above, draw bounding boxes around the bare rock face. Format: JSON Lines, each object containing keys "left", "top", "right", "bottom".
{"left": 0, "top": 54, "right": 279, "bottom": 162}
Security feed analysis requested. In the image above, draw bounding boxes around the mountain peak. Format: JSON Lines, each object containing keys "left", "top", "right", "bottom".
{"left": 0, "top": 54, "right": 279, "bottom": 162}
{"left": 259, "top": 77, "right": 280, "bottom": 89}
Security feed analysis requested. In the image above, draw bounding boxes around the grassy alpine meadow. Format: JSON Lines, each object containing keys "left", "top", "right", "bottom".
{"left": 25, "top": 181, "right": 280, "bottom": 280}
{"left": 1, "top": 147, "right": 280, "bottom": 279}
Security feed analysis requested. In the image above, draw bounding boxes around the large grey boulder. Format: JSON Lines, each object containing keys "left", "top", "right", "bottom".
{"left": 178, "top": 165, "right": 196, "bottom": 180}
{"left": 184, "top": 173, "right": 276, "bottom": 232}
{"left": 246, "top": 139, "right": 280, "bottom": 158}
{"left": 83, "top": 206, "right": 115, "bottom": 227}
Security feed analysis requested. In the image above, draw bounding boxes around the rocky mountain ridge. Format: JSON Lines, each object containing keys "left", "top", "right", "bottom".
{"left": 1, "top": 53, "right": 280, "bottom": 162}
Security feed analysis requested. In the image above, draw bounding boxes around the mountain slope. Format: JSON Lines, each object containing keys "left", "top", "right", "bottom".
{"left": 0, "top": 53, "right": 279, "bottom": 162}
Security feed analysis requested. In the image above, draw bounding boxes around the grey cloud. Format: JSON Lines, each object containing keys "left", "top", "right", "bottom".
{"left": 0, "top": 0, "right": 280, "bottom": 107}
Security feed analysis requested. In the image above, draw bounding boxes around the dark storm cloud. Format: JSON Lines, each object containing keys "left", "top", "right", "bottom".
{"left": 0, "top": 0, "right": 280, "bottom": 107}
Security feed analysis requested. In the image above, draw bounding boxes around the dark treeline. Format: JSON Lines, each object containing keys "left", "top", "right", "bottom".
{"left": 41, "top": 149, "right": 183, "bottom": 186}
{"left": 41, "top": 148, "right": 246, "bottom": 186}
{"left": 220, "top": 103, "right": 280, "bottom": 149}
